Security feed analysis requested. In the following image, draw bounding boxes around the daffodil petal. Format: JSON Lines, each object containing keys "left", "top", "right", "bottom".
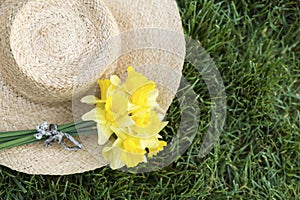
{"left": 125, "top": 67, "right": 154, "bottom": 94}
{"left": 121, "top": 151, "right": 147, "bottom": 168}
{"left": 131, "top": 111, "right": 151, "bottom": 127}
{"left": 145, "top": 89, "right": 159, "bottom": 107}
{"left": 110, "top": 126, "right": 128, "bottom": 140}
{"left": 110, "top": 75, "right": 121, "bottom": 86}
{"left": 103, "top": 138, "right": 147, "bottom": 169}
{"left": 102, "top": 139, "right": 126, "bottom": 169}
{"left": 81, "top": 95, "right": 104, "bottom": 105}
{"left": 138, "top": 137, "right": 167, "bottom": 157}
{"left": 116, "top": 114, "right": 135, "bottom": 127}
{"left": 156, "top": 112, "right": 166, "bottom": 121}
{"left": 97, "top": 79, "right": 111, "bottom": 100}
{"left": 123, "top": 137, "right": 146, "bottom": 154}
{"left": 110, "top": 92, "right": 128, "bottom": 113}
{"left": 109, "top": 91, "right": 134, "bottom": 127}
{"left": 139, "top": 137, "right": 159, "bottom": 149}
{"left": 148, "top": 140, "right": 167, "bottom": 157}
{"left": 130, "top": 111, "right": 168, "bottom": 137}
{"left": 128, "top": 102, "right": 140, "bottom": 113}
{"left": 81, "top": 107, "right": 106, "bottom": 123}
{"left": 97, "top": 123, "right": 113, "bottom": 145}
{"left": 130, "top": 83, "right": 156, "bottom": 105}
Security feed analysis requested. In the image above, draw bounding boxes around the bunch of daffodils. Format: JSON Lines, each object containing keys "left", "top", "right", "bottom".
{"left": 81, "top": 67, "right": 168, "bottom": 169}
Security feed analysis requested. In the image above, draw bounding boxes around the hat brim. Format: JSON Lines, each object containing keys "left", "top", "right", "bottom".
{"left": 0, "top": 0, "right": 185, "bottom": 175}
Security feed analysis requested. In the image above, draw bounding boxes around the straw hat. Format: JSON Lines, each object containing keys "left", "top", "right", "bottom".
{"left": 0, "top": 0, "right": 185, "bottom": 175}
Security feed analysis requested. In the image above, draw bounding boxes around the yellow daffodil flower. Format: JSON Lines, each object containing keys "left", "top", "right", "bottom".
{"left": 102, "top": 138, "right": 147, "bottom": 169}
{"left": 81, "top": 66, "right": 168, "bottom": 169}
{"left": 124, "top": 67, "right": 168, "bottom": 137}
{"left": 129, "top": 110, "right": 168, "bottom": 138}
{"left": 103, "top": 127, "right": 166, "bottom": 169}
{"left": 126, "top": 67, "right": 160, "bottom": 112}
{"left": 81, "top": 79, "right": 134, "bottom": 145}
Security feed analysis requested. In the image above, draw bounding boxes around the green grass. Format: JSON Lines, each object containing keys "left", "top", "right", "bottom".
{"left": 1, "top": 0, "right": 299, "bottom": 199}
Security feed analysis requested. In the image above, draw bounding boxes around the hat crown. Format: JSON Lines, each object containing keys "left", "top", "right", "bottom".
{"left": 0, "top": 0, "right": 119, "bottom": 103}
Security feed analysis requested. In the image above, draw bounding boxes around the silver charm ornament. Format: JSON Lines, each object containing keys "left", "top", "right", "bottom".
{"left": 35, "top": 122, "right": 82, "bottom": 151}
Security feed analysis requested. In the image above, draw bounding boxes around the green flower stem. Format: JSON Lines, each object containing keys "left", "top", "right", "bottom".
{"left": 69, "top": 130, "right": 97, "bottom": 136}
{"left": 0, "top": 121, "right": 97, "bottom": 150}
{"left": 0, "top": 135, "right": 30, "bottom": 143}
{"left": 0, "top": 135, "right": 36, "bottom": 150}
{"left": 0, "top": 129, "right": 36, "bottom": 138}
{"left": 74, "top": 121, "right": 96, "bottom": 129}
{"left": 68, "top": 127, "right": 97, "bottom": 135}
{"left": 60, "top": 121, "right": 95, "bottom": 133}
{"left": 6, "top": 137, "right": 38, "bottom": 150}
{"left": 57, "top": 122, "right": 77, "bottom": 131}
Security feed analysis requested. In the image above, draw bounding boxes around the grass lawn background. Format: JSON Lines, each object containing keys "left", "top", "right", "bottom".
{"left": 0, "top": 0, "right": 299, "bottom": 199}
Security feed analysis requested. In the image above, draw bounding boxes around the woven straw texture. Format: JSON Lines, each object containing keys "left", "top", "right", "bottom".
{"left": 0, "top": 0, "right": 185, "bottom": 175}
